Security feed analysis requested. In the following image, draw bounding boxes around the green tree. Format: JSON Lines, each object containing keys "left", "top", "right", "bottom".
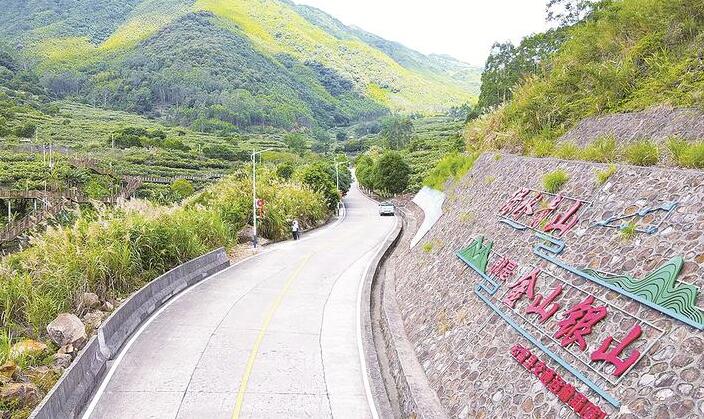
{"left": 296, "top": 164, "right": 339, "bottom": 209}
{"left": 170, "top": 179, "right": 195, "bottom": 199}
{"left": 284, "top": 132, "right": 309, "bottom": 155}
{"left": 355, "top": 154, "right": 375, "bottom": 190}
{"left": 276, "top": 162, "right": 295, "bottom": 180}
{"left": 380, "top": 115, "right": 413, "bottom": 149}
{"left": 373, "top": 151, "right": 410, "bottom": 194}
{"left": 14, "top": 122, "right": 36, "bottom": 138}
{"left": 478, "top": 29, "right": 567, "bottom": 110}
{"left": 546, "top": 0, "right": 601, "bottom": 27}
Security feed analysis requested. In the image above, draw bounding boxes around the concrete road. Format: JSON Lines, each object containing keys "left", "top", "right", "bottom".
{"left": 82, "top": 183, "right": 396, "bottom": 419}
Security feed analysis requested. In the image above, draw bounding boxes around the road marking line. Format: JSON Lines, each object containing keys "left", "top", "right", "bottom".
{"left": 231, "top": 253, "right": 313, "bottom": 419}
{"left": 81, "top": 200, "right": 348, "bottom": 418}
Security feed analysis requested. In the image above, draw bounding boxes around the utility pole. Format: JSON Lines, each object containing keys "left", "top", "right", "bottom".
{"left": 251, "top": 148, "right": 273, "bottom": 248}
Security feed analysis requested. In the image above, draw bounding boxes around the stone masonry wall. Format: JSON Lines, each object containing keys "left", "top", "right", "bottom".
{"left": 391, "top": 153, "right": 704, "bottom": 418}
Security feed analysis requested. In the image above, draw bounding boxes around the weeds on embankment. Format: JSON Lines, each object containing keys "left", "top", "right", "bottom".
{"left": 0, "top": 170, "right": 328, "bottom": 375}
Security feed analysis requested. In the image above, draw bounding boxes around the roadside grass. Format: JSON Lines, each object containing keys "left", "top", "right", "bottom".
{"left": 595, "top": 164, "right": 617, "bottom": 185}
{"left": 542, "top": 169, "right": 569, "bottom": 193}
{"left": 624, "top": 140, "right": 659, "bottom": 166}
{"left": 581, "top": 136, "right": 618, "bottom": 163}
{"left": 422, "top": 152, "right": 477, "bottom": 191}
{"left": 0, "top": 170, "right": 329, "bottom": 377}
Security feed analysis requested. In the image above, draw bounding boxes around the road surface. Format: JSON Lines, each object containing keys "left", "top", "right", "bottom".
{"left": 83, "top": 183, "right": 396, "bottom": 419}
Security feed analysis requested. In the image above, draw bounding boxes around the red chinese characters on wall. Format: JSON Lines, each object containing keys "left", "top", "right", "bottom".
{"left": 498, "top": 258, "right": 642, "bottom": 378}
{"left": 591, "top": 325, "right": 643, "bottom": 377}
{"left": 502, "top": 268, "right": 540, "bottom": 308}
{"left": 554, "top": 296, "right": 608, "bottom": 351}
{"left": 500, "top": 188, "right": 531, "bottom": 216}
{"left": 526, "top": 285, "right": 563, "bottom": 323}
{"left": 488, "top": 256, "right": 518, "bottom": 282}
{"left": 511, "top": 345, "right": 607, "bottom": 419}
{"left": 531, "top": 194, "right": 563, "bottom": 228}
{"left": 499, "top": 188, "right": 583, "bottom": 236}
{"left": 544, "top": 201, "right": 583, "bottom": 236}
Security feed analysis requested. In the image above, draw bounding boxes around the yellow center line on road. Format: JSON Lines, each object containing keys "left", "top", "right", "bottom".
{"left": 231, "top": 252, "right": 314, "bottom": 419}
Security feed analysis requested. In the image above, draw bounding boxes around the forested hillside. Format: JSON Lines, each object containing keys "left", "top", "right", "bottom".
{"left": 0, "top": 0, "right": 480, "bottom": 133}
{"left": 468, "top": 0, "right": 704, "bottom": 157}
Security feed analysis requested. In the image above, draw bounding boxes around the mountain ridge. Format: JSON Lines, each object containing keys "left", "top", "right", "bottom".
{"left": 0, "top": 0, "right": 481, "bottom": 132}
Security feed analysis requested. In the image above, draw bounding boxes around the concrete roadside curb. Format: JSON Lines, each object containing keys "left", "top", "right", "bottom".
{"left": 30, "top": 247, "right": 230, "bottom": 419}
{"left": 359, "top": 214, "right": 403, "bottom": 418}
{"left": 379, "top": 255, "right": 449, "bottom": 418}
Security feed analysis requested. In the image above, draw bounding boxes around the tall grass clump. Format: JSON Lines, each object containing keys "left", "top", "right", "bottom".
{"left": 595, "top": 164, "right": 617, "bottom": 185}
{"left": 581, "top": 136, "right": 618, "bottom": 163}
{"left": 542, "top": 169, "right": 570, "bottom": 193}
{"left": 423, "top": 152, "right": 478, "bottom": 191}
{"left": 552, "top": 142, "right": 581, "bottom": 160}
{"left": 624, "top": 140, "right": 659, "bottom": 166}
{"left": 685, "top": 143, "right": 704, "bottom": 168}
{"left": 529, "top": 137, "right": 556, "bottom": 157}
{"left": 667, "top": 137, "right": 704, "bottom": 168}
{"left": 0, "top": 204, "right": 232, "bottom": 337}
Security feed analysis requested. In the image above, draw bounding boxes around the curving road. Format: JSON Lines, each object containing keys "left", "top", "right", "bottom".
{"left": 82, "top": 183, "right": 396, "bottom": 419}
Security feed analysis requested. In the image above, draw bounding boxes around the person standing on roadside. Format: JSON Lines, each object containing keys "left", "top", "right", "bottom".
{"left": 291, "top": 219, "right": 300, "bottom": 240}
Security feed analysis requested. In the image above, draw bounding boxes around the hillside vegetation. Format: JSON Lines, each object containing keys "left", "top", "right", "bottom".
{"left": 468, "top": 0, "right": 704, "bottom": 156}
{"left": 0, "top": 0, "right": 480, "bottom": 133}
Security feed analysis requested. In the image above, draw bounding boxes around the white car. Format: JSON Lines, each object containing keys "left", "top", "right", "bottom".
{"left": 378, "top": 202, "right": 395, "bottom": 216}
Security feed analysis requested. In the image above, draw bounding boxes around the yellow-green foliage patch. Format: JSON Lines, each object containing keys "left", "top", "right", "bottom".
{"left": 542, "top": 169, "right": 569, "bottom": 193}
{"left": 595, "top": 164, "right": 617, "bottom": 185}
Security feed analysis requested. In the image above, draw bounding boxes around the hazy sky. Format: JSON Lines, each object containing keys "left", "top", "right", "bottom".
{"left": 293, "top": 0, "right": 551, "bottom": 67}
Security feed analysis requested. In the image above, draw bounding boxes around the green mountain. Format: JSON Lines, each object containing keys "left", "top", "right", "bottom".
{"left": 0, "top": 0, "right": 480, "bottom": 132}
{"left": 469, "top": 0, "right": 704, "bottom": 152}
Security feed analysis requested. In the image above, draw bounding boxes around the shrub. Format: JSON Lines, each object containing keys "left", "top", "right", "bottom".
{"left": 423, "top": 153, "right": 477, "bottom": 191}
{"left": 170, "top": 179, "right": 194, "bottom": 199}
{"left": 422, "top": 242, "right": 433, "bottom": 253}
{"left": 84, "top": 179, "right": 111, "bottom": 199}
{"left": 542, "top": 169, "right": 569, "bottom": 193}
{"left": 14, "top": 122, "right": 36, "bottom": 138}
{"left": 163, "top": 138, "right": 190, "bottom": 152}
{"left": 276, "top": 162, "right": 295, "bottom": 180}
{"left": 624, "top": 140, "right": 659, "bottom": 166}
{"left": 203, "top": 144, "right": 237, "bottom": 160}
{"left": 581, "top": 136, "right": 617, "bottom": 163}
{"left": 595, "top": 164, "right": 617, "bottom": 185}
{"left": 552, "top": 142, "right": 580, "bottom": 160}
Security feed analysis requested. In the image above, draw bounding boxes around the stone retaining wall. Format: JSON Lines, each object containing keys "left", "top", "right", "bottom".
{"left": 30, "top": 248, "right": 230, "bottom": 419}
{"left": 558, "top": 106, "right": 704, "bottom": 146}
{"left": 391, "top": 153, "right": 704, "bottom": 418}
